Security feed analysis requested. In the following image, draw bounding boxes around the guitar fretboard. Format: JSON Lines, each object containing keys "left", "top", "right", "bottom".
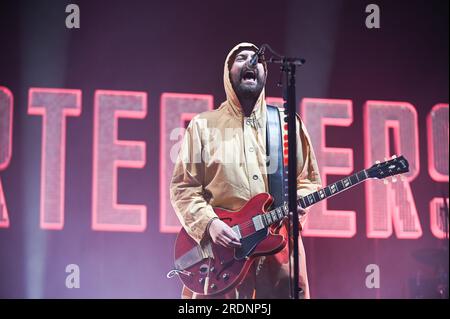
{"left": 260, "top": 169, "right": 369, "bottom": 227}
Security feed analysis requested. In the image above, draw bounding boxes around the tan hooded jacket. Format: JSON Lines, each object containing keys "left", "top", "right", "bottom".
{"left": 170, "top": 42, "right": 322, "bottom": 298}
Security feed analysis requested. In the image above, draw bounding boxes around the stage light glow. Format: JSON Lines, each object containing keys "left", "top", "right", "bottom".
{"left": 0, "top": 86, "right": 13, "bottom": 228}
{"left": 300, "top": 98, "right": 356, "bottom": 238}
{"left": 364, "top": 101, "right": 422, "bottom": 239}
{"left": 28, "top": 88, "right": 82, "bottom": 230}
{"left": 427, "top": 103, "right": 449, "bottom": 238}
{"left": 92, "top": 90, "right": 147, "bottom": 232}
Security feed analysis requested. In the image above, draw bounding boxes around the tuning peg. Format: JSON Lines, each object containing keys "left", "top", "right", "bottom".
{"left": 391, "top": 155, "right": 397, "bottom": 159}
{"left": 391, "top": 177, "right": 397, "bottom": 183}
{"left": 383, "top": 179, "right": 389, "bottom": 185}
{"left": 375, "top": 160, "right": 380, "bottom": 164}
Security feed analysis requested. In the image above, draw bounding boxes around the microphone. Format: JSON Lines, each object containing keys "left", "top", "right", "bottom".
{"left": 249, "top": 45, "right": 266, "bottom": 68}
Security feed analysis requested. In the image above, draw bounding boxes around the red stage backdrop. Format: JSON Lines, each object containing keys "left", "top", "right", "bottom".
{"left": 0, "top": 0, "right": 448, "bottom": 298}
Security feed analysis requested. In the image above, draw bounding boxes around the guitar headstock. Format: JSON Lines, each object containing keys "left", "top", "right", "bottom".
{"left": 366, "top": 155, "right": 409, "bottom": 180}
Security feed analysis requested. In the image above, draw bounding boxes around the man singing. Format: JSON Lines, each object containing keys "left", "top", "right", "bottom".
{"left": 170, "top": 42, "right": 321, "bottom": 299}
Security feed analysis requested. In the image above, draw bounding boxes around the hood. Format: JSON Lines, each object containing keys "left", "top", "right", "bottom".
{"left": 221, "top": 42, "right": 267, "bottom": 120}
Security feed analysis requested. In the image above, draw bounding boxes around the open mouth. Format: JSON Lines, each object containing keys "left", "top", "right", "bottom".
{"left": 241, "top": 69, "right": 257, "bottom": 83}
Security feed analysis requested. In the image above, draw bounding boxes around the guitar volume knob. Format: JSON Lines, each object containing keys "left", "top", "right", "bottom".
{"left": 199, "top": 264, "right": 209, "bottom": 273}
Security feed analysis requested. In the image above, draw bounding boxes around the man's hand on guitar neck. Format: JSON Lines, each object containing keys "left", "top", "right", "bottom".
{"left": 208, "top": 218, "right": 242, "bottom": 248}
{"left": 298, "top": 206, "right": 307, "bottom": 216}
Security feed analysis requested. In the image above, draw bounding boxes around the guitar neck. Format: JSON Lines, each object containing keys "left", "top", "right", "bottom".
{"left": 260, "top": 169, "right": 369, "bottom": 227}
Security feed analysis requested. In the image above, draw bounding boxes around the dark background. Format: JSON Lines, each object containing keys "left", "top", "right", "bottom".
{"left": 0, "top": 0, "right": 448, "bottom": 298}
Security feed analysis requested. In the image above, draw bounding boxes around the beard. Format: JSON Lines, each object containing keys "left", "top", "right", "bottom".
{"left": 231, "top": 68, "right": 265, "bottom": 102}
{"left": 233, "top": 80, "right": 264, "bottom": 101}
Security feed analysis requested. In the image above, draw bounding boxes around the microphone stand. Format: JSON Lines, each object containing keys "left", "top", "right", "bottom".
{"left": 263, "top": 44, "right": 306, "bottom": 299}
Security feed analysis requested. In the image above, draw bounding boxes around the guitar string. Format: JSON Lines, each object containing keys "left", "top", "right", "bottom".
{"left": 234, "top": 198, "right": 306, "bottom": 230}
{"left": 234, "top": 206, "right": 291, "bottom": 230}
{"left": 233, "top": 173, "right": 371, "bottom": 231}
{"left": 226, "top": 169, "right": 401, "bottom": 231}
{"left": 231, "top": 190, "right": 324, "bottom": 231}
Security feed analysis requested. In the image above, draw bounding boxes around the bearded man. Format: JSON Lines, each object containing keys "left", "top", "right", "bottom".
{"left": 170, "top": 42, "right": 321, "bottom": 299}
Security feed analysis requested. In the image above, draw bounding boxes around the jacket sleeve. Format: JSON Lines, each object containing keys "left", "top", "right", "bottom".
{"left": 169, "top": 117, "right": 218, "bottom": 244}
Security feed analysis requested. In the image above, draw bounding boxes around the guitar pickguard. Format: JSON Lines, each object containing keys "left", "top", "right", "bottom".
{"left": 234, "top": 228, "right": 268, "bottom": 260}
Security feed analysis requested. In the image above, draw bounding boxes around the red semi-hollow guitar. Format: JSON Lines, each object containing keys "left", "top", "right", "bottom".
{"left": 168, "top": 155, "right": 409, "bottom": 296}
